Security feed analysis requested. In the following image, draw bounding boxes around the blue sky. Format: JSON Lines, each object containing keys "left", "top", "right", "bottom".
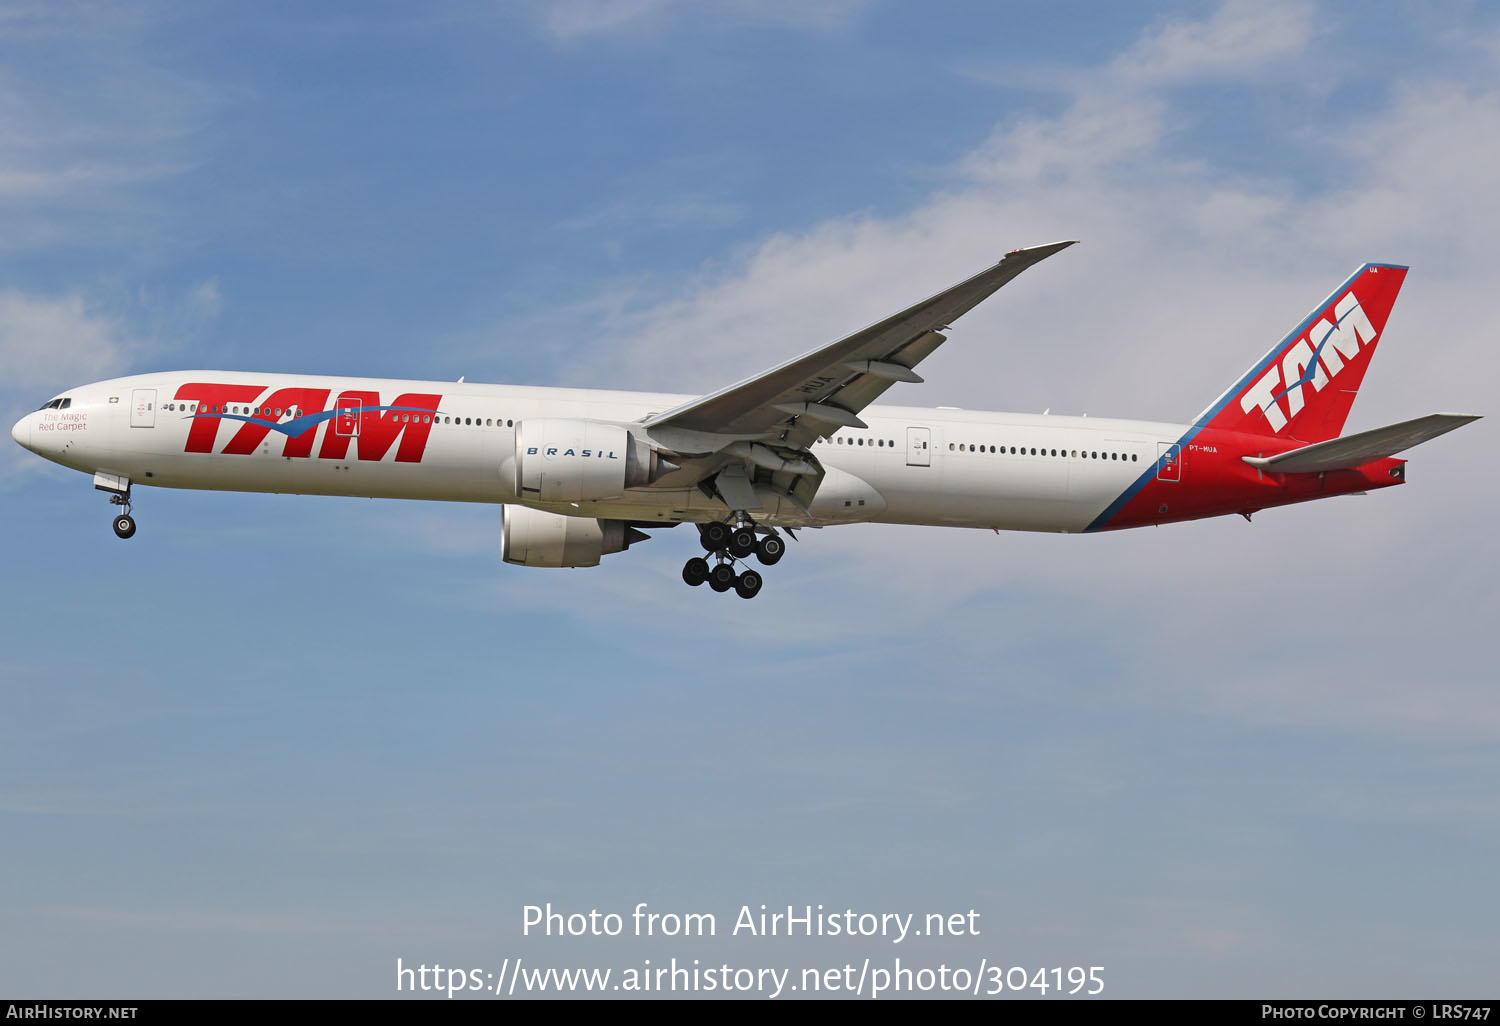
{"left": 2, "top": 0, "right": 1496, "bottom": 998}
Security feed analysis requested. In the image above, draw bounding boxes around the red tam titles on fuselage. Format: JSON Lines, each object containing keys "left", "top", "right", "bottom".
{"left": 170, "top": 383, "right": 442, "bottom": 462}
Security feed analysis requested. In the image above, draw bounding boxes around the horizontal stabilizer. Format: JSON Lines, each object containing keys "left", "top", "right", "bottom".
{"left": 1243, "top": 413, "right": 1480, "bottom": 473}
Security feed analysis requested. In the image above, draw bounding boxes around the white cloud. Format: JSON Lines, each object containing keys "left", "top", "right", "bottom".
{"left": 1112, "top": 0, "right": 1314, "bottom": 85}
{"left": 0, "top": 291, "right": 130, "bottom": 391}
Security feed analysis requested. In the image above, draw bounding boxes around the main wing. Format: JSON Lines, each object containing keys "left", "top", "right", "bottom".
{"left": 637, "top": 240, "right": 1075, "bottom": 514}
{"left": 644, "top": 241, "right": 1076, "bottom": 450}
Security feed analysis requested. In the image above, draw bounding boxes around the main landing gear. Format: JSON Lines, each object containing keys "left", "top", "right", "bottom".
{"left": 681, "top": 518, "right": 784, "bottom": 599}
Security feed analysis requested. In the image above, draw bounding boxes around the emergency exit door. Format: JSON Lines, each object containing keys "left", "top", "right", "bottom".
{"left": 130, "top": 388, "right": 156, "bottom": 428}
{"left": 906, "top": 426, "right": 931, "bottom": 466}
{"left": 1157, "top": 442, "right": 1182, "bottom": 482}
{"left": 334, "top": 397, "right": 361, "bottom": 436}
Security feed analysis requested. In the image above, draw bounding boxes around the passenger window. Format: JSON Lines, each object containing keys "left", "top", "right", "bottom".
{"left": 948, "top": 443, "right": 954, "bottom": 451}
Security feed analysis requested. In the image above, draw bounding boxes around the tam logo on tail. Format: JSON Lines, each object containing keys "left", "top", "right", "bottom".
{"left": 1238, "top": 291, "right": 1378, "bottom": 433}
{"left": 1196, "top": 264, "right": 1408, "bottom": 444}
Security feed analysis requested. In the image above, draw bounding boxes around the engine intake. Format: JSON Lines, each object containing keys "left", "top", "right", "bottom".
{"left": 514, "top": 418, "right": 675, "bottom": 501}
{"left": 501, "top": 506, "right": 649, "bottom": 568}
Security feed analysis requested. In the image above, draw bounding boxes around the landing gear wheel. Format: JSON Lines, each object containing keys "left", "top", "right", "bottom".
{"left": 682, "top": 557, "right": 709, "bottom": 586}
{"left": 728, "top": 527, "right": 756, "bottom": 559}
{"left": 700, "top": 522, "right": 731, "bottom": 552}
{"left": 112, "top": 514, "right": 136, "bottom": 539}
{"left": 734, "top": 569, "right": 763, "bottom": 599}
{"left": 754, "top": 535, "right": 785, "bottom": 566}
{"left": 708, "top": 562, "right": 736, "bottom": 592}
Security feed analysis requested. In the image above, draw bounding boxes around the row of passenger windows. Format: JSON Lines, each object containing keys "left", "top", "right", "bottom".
{"left": 949, "top": 442, "right": 1138, "bottom": 462}
{"left": 828, "top": 431, "right": 1139, "bottom": 463}
{"left": 160, "top": 402, "right": 514, "bottom": 428}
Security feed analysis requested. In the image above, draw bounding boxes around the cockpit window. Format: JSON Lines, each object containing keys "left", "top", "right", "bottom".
{"left": 37, "top": 397, "right": 70, "bottom": 411}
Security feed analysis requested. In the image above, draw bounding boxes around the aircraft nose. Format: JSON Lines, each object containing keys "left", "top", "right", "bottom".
{"left": 11, "top": 414, "right": 31, "bottom": 451}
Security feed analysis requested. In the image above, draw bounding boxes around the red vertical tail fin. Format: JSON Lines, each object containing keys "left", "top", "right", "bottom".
{"left": 1193, "top": 264, "right": 1408, "bottom": 443}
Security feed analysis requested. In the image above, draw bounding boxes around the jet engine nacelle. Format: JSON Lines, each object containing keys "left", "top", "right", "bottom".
{"left": 501, "top": 505, "right": 649, "bottom": 568}
{"left": 514, "top": 418, "right": 674, "bottom": 502}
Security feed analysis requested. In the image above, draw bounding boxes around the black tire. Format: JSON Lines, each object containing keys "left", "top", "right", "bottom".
{"left": 682, "top": 557, "right": 709, "bottom": 586}
{"left": 700, "top": 522, "right": 731, "bottom": 552}
{"left": 754, "top": 535, "right": 785, "bottom": 565}
{"left": 728, "top": 527, "right": 756, "bottom": 559}
{"left": 113, "top": 514, "right": 136, "bottom": 539}
{"left": 709, "top": 562, "right": 736, "bottom": 592}
{"left": 734, "top": 570, "right": 763, "bottom": 599}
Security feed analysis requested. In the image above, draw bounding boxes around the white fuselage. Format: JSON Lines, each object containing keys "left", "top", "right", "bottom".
{"left": 15, "top": 370, "right": 1186, "bottom": 534}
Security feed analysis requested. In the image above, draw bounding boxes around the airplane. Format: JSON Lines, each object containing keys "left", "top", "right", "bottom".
{"left": 10, "top": 241, "right": 1479, "bottom": 599}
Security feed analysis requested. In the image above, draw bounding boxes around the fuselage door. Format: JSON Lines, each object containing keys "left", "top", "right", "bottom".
{"left": 130, "top": 388, "right": 156, "bottom": 428}
{"left": 335, "top": 398, "right": 361, "bottom": 437}
{"left": 906, "top": 426, "right": 931, "bottom": 467}
{"left": 1157, "top": 442, "right": 1182, "bottom": 482}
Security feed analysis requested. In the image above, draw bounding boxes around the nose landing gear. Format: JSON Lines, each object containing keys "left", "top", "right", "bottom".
{"left": 97, "top": 475, "right": 136, "bottom": 539}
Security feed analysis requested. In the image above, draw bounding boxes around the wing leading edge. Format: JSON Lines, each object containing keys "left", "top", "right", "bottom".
{"left": 643, "top": 240, "right": 1077, "bottom": 447}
